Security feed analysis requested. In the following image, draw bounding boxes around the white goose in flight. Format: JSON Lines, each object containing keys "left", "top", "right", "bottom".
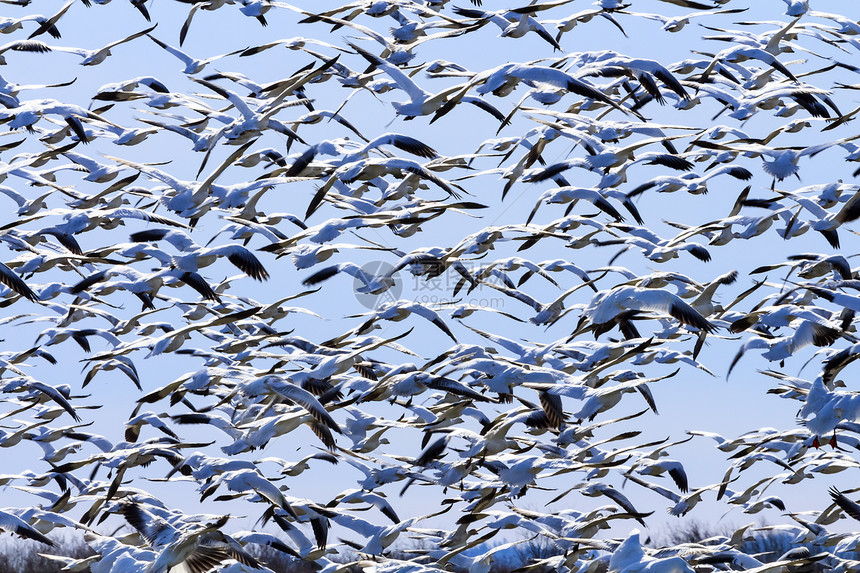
{"left": 573, "top": 50, "right": 692, "bottom": 106}
{"left": 0, "top": 508, "right": 55, "bottom": 546}
{"left": 345, "top": 41, "right": 504, "bottom": 121}
{"left": 631, "top": 7, "right": 748, "bottom": 33}
{"left": 698, "top": 42, "right": 799, "bottom": 84}
{"left": 284, "top": 133, "right": 438, "bottom": 177}
{"left": 47, "top": 24, "right": 157, "bottom": 66}
{"left": 9, "top": 0, "right": 75, "bottom": 39}
{"left": 610, "top": 529, "right": 695, "bottom": 573}
{"left": 129, "top": 228, "right": 270, "bottom": 281}
{"left": 346, "top": 299, "right": 459, "bottom": 342}
{"left": 580, "top": 285, "right": 717, "bottom": 336}
{"left": 120, "top": 501, "right": 260, "bottom": 573}
{"left": 0, "top": 261, "right": 39, "bottom": 301}
{"left": 596, "top": 224, "right": 713, "bottom": 264}
{"left": 799, "top": 377, "right": 860, "bottom": 448}
{"left": 774, "top": 187, "right": 860, "bottom": 248}
{"left": 0, "top": 39, "right": 53, "bottom": 65}
{"left": 451, "top": 6, "right": 562, "bottom": 51}
{"left": 146, "top": 34, "right": 244, "bottom": 75}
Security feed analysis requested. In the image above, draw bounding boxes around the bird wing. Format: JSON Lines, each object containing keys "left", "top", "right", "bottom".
{"left": 265, "top": 378, "right": 342, "bottom": 433}
{"left": 0, "top": 261, "right": 39, "bottom": 301}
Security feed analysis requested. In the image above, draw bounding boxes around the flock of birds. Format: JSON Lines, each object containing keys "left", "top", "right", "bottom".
{"left": 1, "top": 0, "right": 860, "bottom": 572}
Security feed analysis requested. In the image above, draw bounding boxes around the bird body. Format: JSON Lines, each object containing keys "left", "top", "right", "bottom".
{"left": 582, "top": 286, "right": 717, "bottom": 334}
{"left": 48, "top": 24, "right": 156, "bottom": 65}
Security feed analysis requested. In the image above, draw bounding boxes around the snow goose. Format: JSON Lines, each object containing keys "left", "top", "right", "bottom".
{"left": 575, "top": 482, "right": 652, "bottom": 525}
{"left": 519, "top": 259, "right": 598, "bottom": 291}
{"left": 346, "top": 299, "right": 458, "bottom": 342}
{"left": 799, "top": 377, "right": 860, "bottom": 447}
{"left": 340, "top": 453, "right": 427, "bottom": 492}
{"left": 783, "top": 0, "right": 809, "bottom": 16}
{"left": 527, "top": 150, "right": 694, "bottom": 191}
{"left": 698, "top": 43, "right": 799, "bottom": 84}
{"left": 284, "top": 132, "right": 437, "bottom": 177}
{"left": 609, "top": 529, "right": 695, "bottom": 572}
{"left": 133, "top": 117, "right": 215, "bottom": 152}
{"left": 202, "top": 466, "right": 294, "bottom": 510}
{"left": 777, "top": 253, "right": 853, "bottom": 281}
{"left": 305, "top": 156, "right": 462, "bottom": 217}
{"left": 104, "top": 142, "right": 257, "bottom": 220}
{"left": 344, "top": 41, "right": 499, "bottom": 120}
{"left": 625, "top": 164, "right": 752, "bottom": 197}
{"left": 223, "top": 408, "right": 338, "bottom": 454}
{"left": 175, "top": 0, "right": 234, "bottom": 45}
{"left": 303, "top": 8, "right": 478, "bottom": 65}
{"left": 574, "top": 50, "right": 692, "bottom": 105}
{"left": 236, "top": 0, "right": 273, "bottom": 25}
{"left": 0, "top": 38, "right": 53, "bottom": 64}
{"left": 2, "top": 179, "right": 53, "bottom": 216}
{"left": 829, "top": 487, "right": 860, "bottom": 522}
{"left": 809, "top": 10, "right": 860, "bottom": 36}
{"left": 302, "top": 262, "right": 395, "bottom": 294}
{"left": 623, "top": 473, "right": 723, "bottom": 518}
{"left": 329, "top": 512, "right": 421, "bottom": 555}
{"left": 129, "top": 228, "right": 270, "bottom": 281}
{"left": 481, "top": 280, "right": 585, "bottom": 326}
{"left": 0, "top": 508, "right": 54, "bottom": 546}
{"left": 84, "top": 532, "right": 156, "bottom": 573}
{"left": 285, "top": 109, "right": 368, "bottom": 145}
{"left": 146, "top": 34, "right": 244, "bottom": 75}
{"left": 0, "top": 261, "right": 39, "bottom": 301}
{"left": 630, "top": 7, "right": 747, "bottom": 33}
{"left": 124, "top": 412, "right": 178, "bottom": 443}
{"left": 0, "top": 99, "right": 119, "bottom": 144}
{"left": 595, "top": 224, "right": 712, "bottom": 264}
{"left": 772, "top": 187, "right": 860, "bottom": 247}
{"left": 192, "top": 78, "right": 307, "bottom": 149}
{"left": 822, "top": 342, "right": 860, "bottom": 386}
{"left": 120, "top": 501, "right": 259, "bottom": 573}
{"left": 12, "top": 0, "right": 77, "bottom": 39}
{"left": 728, "top": 318, "right": 842, "bottom": 378}
{"left": 239, "top": 36, "right": 347, "bottom": 58}
{"left": 529, "top": 118, "right": 686, "bottom": 170}
{"left": 527, "top": 186, "right": 628, "bottom": 224}
{"left": 71, "top": 265, "right": 162, "bottom": 309}
{"left": 57, "top": 150, "right": 129, "bottom": 183}
{"left": 47, "top": 24, "right": 156, "bottom": 66}
{"left": 328, "top": 488, "right": 400, "bottom": 525}
{"left": 626, "top": 456, "right": 689, "bottom": 495}
{"left": 546, "top": 8, "right": 627, "bottom": 42}
{"left": 452, "top": 6, "right": 562, "bottom": 50}
{"left": 478, "top": 64, "right": 641, "bottom": 119}
{"left": 237, "top": 375, "right": 342, "bottom": 436}
{"left": 257, "top": 452, "right": 339, "bottom": 479}
{"left": 368, "top": 367, "right": 494, "bottom": 403}
{"left": 691, "top": 82, "right": 836, "bottom": 121}
{"left": 170, "top": 411, "right": 241, "bottom": 440}
{"left": 34, "top": 326, "right": 121, "bottom": 353}
{"left": 580, "top": 285, "right": 717, "bottom": 336}
{"left": 574, "top": 372, "right": 666, "bottom": 420}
